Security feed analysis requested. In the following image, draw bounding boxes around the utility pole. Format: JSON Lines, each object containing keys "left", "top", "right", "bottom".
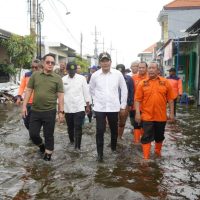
{"left": 93, "top": 26, "right": 101, "bottom": 65}
{"left": 94, "top": 26, "right": 98, "bottom": 60}
{"left": 109, "top": 41, "right": 115, "bottom": 57}
{"left": 80, "top": 32, "right": 83, "bottom": 60}
{"left": 115, "top": 49, "right": 118, "bottom": 66}
{"left": 30, "top": 0, "right": 37, "bottom": 36}
{"left": 102, "top": 37, "right": 105, "bottom": 52}
{"left": 108, "top": 42, "right": 118, "bottom": 66}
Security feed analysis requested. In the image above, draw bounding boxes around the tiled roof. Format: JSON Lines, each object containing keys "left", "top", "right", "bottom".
{"left": 164, "top": 0, "right": 200, "bottom": 10}
{"left": 142, "top": 43, "right": 157, "bottom": 53}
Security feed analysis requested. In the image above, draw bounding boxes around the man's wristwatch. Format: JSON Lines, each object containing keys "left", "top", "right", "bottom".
{"left": 58, "top": 111, "right": 64, "bottom": 114}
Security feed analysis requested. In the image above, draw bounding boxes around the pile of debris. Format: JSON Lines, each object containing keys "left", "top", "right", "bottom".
{"left": 0, "top": 82, "right": 19, "bottom": 103}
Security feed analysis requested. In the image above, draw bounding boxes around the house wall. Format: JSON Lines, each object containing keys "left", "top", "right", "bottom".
{"left": 167, "top": 9, "right": 200, "bottom": 38}
{"left": 197, "top": 36, "right": 200, "bottom": 105}
{"left": 43, "top": 46, "right": 69, "bottom": 65}
{"left": 139, "top": 54, "right": 153, "bottom": 63}
{"left": 183, "top": 41, "right": 198, "bottom": 94}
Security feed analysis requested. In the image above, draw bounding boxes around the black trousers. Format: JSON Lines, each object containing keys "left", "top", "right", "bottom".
{"left": 95, "top": 111, "right": 118, "bottom": 157}
{"left": 141, "top": 121, "right": 166, "bottom": 144}
{"left": 29, "top": 109, "right": 56, "bottom": 151}
{"left": 65, "top": 111, "right": 85, "bottom": 149}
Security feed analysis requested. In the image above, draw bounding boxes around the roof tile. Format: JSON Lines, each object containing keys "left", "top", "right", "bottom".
{"left": 164, "top": 0, "right": 200, "bottom": 9}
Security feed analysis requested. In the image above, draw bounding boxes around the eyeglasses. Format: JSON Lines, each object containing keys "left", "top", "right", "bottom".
{"left": 45, "top": 61, "right": 55, "bottom": 66}
{"left": 32, "top": 66, "right": 38, "bottom": 69}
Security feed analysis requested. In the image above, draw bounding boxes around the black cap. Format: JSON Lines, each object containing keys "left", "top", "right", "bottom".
{"left": 66, "top": 62, "right": 77, "bottom": 71}
{"left": 169, "top": 67, "right": 176, "bottom": 72}
{"left": 116, "top": 64, "right": 125, "bottom": 73}
{"left": 99, "top": 52, "right": 111, "bottom": 61}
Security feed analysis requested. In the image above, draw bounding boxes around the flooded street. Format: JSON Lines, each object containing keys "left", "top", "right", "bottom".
{"left": 0, "top": 104, "right": 199, "bottom": 200}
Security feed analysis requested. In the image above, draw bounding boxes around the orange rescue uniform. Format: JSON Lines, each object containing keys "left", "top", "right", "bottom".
{"left": 18, "top": 71, "right": 34, "bottom": 104}
{"left": 135, "top": 76, "right": 175, "bottom": 121}
{"left": 166, "top": 76, "right": 183, "bottom": 98}
{"left": 131, "top": 74, "right": 148, "bottom": 110}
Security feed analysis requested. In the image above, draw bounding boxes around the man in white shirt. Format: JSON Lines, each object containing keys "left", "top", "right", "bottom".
{"left": 89, "top": 52, "right": 128, "bottom": 162}
{"left": 62, "top": 62, "right": 90, "bottom": 150}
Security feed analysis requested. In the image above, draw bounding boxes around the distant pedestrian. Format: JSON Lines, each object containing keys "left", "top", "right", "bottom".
{"left": 76, "top": 65, "right": 82, "bottom": 74}
{"left": 116, "top": 64, "right": 134, "bottom": 140}
{"left": 22, "top": 53, "right": 64, "bottom": 161}
{"left": 16, "top": 59, "right": 41, "bottom": 130}
{"left": 87, "top": 65, "right": 98, "bottom": 83}
{"left": 89, "top": 52, "right": 128, "bottom": 162}
{"left": 135, "top": 62, "right": 175, "bottom": 160}
{"left": 127, "top": 61, "right": 139, "bottom": 76}
{"left": 131, "top": 61, "right": 148, "bottom": 144}
{"left": 128, "top": 61, "right": 139, "bottom": 130}
{"left": 87, "top": 65, "right": 98, "bottom": 120}
{"left": 167, "top": 67, "right": 183, "bottom": 116}
{"left": 63, "top": 62, "right": 90, "bottom": 150}
{"left": 54, "top": 60, "right": 67, "bottom": 77}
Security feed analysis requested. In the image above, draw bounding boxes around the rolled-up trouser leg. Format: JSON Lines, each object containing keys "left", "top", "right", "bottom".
{"left": 154, "top": 121, "right": 166, "bottom": 156}
{"left": 118, "top": 107, "right": 129, "bottom": 138}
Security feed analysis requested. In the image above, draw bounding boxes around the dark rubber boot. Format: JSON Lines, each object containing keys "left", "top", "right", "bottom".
{"left": 43, "top": 153, "right": 52, "bottom": 161}
{"left": 39, "top": 144, "right": 45, "bottom": 154}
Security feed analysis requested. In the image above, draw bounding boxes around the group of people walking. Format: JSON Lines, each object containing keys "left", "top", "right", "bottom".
{"left": 17, "top": 51, "right": 183, "bottom": 162}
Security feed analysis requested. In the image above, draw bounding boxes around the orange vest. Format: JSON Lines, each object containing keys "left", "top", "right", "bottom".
{"left": 135, "top": 76, "right": 176, "bottom": 121}
{"left": 131, "top": 73, "right": 148, "bottom": 110}
{"left": 166, "top": 76, "right": 183, "bottom": 98}
{"left": 18, "top": 72, "right": 34, "bottom": 104}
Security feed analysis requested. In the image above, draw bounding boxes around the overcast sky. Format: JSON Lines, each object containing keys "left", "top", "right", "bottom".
{"left": 0, "top": 0, "right": 172, "bottom": 67}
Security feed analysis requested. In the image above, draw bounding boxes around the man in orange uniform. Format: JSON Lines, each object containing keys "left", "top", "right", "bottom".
{"left": 131, "top": 61, "right": 148, "bottom": 143}
{"left": 16, "top": 59, "right": 41, "bottom": 130}
{"left": 167, "top": 67, "right": 183, "bottom": 116}
{"left": 135, "top": 62, "right": 175, "bottom": 159}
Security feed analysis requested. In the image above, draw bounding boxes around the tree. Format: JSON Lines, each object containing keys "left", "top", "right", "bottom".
{"left": 74, "top": 55, "right": 90, "bottom": 73}
{"left": 0, "top": 34, "right": 36, "bottom": 75}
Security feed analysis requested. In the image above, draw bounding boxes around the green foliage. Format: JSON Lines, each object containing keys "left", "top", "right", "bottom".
{"left": 1, "top": 34, "right": 36, "bottom": 72}
{"left": 0, "top": 64, "right": 17, "bottom": 75}
{"left": 74, "top": 55, "right": 90, "bottom": 72}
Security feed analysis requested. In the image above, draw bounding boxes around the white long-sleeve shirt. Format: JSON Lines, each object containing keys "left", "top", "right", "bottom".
{"left": 62, "top": 74, "right": 90, "bottom": 113}
{"left": 89, "top": 68, "right": 128, "bottom": 112}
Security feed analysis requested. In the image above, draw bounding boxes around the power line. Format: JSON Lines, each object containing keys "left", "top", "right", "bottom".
{"left": 46, "top": 0, "right": 92, "bottom": 53}
{"left": 48, "top": 0, "right": 79, "bottom": 45}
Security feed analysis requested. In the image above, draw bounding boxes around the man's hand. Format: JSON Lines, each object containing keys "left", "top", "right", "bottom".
{"left": 168, "top": 113, "right": 175, "bottom": 122}
{"left": 58, "top": 112, "right": 65, "bottom": 123}
{"left": 16, "top": 98, "right": 21, "bottom": 106}
{"left": 22, "top": 106, "right": 27, "bottom": 118}
{"left": 120, "top": 108, "right": 126, "bottom": 117}
{"left": 135, "top": 112, "right": 141, "bottom": 124}
{"left": 85, "top": 105, "right": 90, "bottom": 114}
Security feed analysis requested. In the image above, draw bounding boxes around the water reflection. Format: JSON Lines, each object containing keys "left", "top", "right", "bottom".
{"left": 0, "top": 104, "right": 199, "bottom": 199}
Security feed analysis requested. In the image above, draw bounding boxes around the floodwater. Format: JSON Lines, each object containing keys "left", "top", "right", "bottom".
{"left": 0, "top": 103, "right": 199, "bottom": 200}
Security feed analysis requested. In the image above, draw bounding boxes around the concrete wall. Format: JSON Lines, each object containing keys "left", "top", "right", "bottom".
{"left": 167, "top": 9, "right": 200, "bottom": 38}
